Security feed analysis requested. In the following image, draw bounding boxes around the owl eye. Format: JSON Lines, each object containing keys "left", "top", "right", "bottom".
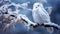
{"left": 36, "top": 5, "right": 39, "bottom": 8}
{"left": 36, "top": 7, "right": 37, "bottom": 8}
{"left": 37, "top": 5, "right": 39, "bottom": 7}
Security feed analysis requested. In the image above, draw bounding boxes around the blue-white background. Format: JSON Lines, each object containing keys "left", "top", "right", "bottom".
{"left": 0, "top": 0, "right": 60, "bottom": 34}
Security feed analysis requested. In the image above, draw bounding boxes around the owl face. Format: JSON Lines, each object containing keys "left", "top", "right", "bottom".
{"left": 33, "top": 3, "right": 40, "bottom": 10}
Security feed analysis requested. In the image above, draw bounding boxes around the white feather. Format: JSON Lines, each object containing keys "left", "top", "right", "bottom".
{"left": 32, "top": 2, "right": 54, "bottom": 33}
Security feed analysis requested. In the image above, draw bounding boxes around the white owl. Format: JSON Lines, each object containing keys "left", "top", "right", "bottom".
{"left": 32, "top": 2, "right": 54, "bottom": 33}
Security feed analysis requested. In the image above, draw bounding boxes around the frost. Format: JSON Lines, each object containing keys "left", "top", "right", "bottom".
{"left": 0, "top": 0, "right": 60, "bottom": 33}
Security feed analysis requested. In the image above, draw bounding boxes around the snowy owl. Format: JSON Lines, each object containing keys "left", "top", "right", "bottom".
{"left": 32, "top": 2, "right": 54, "bottom": 33}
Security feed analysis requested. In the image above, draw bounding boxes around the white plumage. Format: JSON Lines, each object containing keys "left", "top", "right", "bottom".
{"left": 32, "top": 2, "right": 54, "bottom": 33}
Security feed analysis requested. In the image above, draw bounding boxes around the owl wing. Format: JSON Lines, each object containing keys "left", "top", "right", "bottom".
{"left": 38, "top": 7, "right": 54, "bottom": 33}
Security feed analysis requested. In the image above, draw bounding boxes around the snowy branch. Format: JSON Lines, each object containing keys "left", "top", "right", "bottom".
{"left": 3, "top": 13, "right": 60, "bottom": 32}
{"left": 20, "top": 16, "right": 60, "bottom": 30}
{"left": 30, "top": 23, "right": 60, "bottom": 30}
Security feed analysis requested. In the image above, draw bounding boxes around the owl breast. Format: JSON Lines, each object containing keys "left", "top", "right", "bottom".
{"left": 32, "top": 9, "right": 51, "bottom": 23}
{"left": 32, "top": 11, "right": 43, "bottom": 23}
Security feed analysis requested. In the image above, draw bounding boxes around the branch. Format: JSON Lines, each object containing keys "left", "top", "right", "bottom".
{"left": 3, "top": 15, "right": 60, "bottom": 32}
{"left": 21, "top": 15, "right": 60, "bottom": 30}
{"left": 42, "top": 23, "right": 60, "bottom": 30}
{"left": 30, "top": 23, "right": 60, "bottom": 30}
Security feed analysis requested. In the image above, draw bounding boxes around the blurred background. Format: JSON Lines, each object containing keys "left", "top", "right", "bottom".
{"left": 0, "top": 0, "right": 60, "bottom": 34}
